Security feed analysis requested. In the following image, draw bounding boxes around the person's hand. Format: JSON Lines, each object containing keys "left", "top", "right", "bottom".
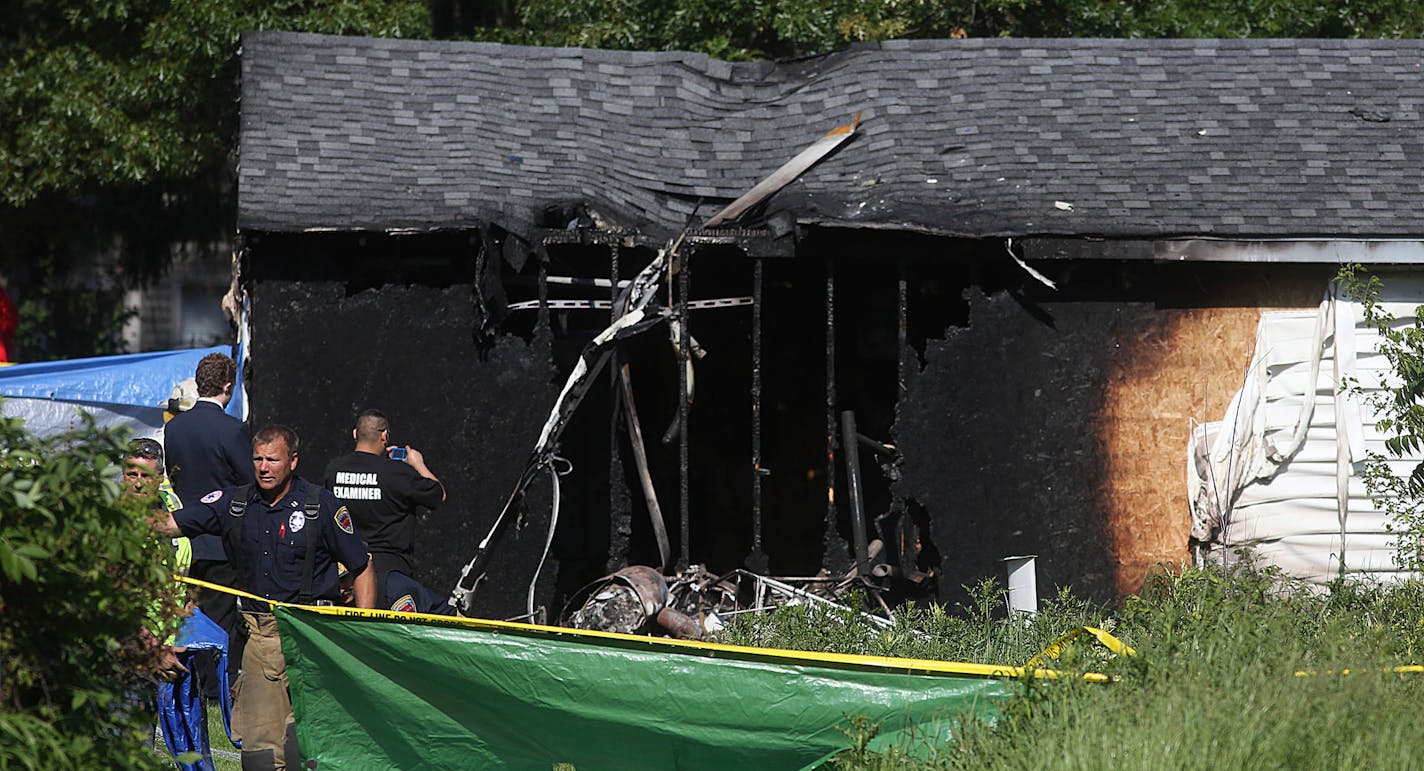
{"left": 387, "top": 445, "right": 442, "bottom": 497}
{"left": 155, "top": 645, "right": 189, "bottom": 682}
{"left": 387, "top": 445, "right": 425, "bottom": 467}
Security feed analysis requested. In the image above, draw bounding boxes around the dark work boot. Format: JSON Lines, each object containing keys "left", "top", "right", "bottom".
{"left": 240, "top": 749, "right": 277, "bottom": 771}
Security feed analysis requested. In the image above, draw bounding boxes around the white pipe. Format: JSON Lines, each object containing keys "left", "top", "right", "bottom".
{"left": 1003, "top": 555, "right": 1038, "bottom": 617}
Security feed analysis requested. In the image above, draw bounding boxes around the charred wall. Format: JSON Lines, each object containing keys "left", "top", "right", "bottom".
{"left": 246, "top": 225, "right": 1331, "bottom": 617}
{"left": 245, "top": 232, "right": 769, "bottom": 619}
{"left": 245, "top": 231, "right": 563, "bottom": 620}
{"left": 832, "top": 232, "right": 1332, "bottom": 607}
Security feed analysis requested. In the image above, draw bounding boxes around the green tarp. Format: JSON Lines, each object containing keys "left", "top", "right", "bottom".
{"left": 277, "top": 608, "right": 1017, "bottom": 770}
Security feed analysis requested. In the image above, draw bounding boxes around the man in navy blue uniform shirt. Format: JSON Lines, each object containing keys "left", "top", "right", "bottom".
{"left": 163, "top": 353, "right": 254, "bottom": 694}
{"left": 154, "top": 424, "right": 374, "bottom": 771}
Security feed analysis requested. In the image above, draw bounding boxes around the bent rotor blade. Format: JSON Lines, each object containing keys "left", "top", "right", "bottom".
{"left": 703, "top": 113, "right": 861, "bottom": 228}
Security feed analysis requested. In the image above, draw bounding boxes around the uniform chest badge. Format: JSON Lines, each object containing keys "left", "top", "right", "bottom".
{"left": 201, "top": 490, "right": 223, "bottom": 504}
{"left": 288, "top": 511, "right": 305, "bottom": 534}
{"left": 334, "top": 506, "right": 354, "bottom": 534}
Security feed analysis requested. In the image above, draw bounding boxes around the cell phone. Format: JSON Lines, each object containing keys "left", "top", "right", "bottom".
{"left": 389, "top": 446, "right": 408, "bottom": 461}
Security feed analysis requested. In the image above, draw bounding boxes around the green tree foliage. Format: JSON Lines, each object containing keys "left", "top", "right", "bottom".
{"left": 0, "top": 0, "right": 430, "bottom": 207}
{"left": 0, "top": 0, "right": 430, "bottom": 360}
{"left": 0, "top": 411, "right": 180, "bottom": 768}
{"left": 1338, "top": 266, "right": 1424, "bottom": 572}
{"left": 488, "top": 0, "right": 1424, "bottom": 60}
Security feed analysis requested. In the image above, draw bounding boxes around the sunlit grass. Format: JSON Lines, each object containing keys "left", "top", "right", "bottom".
{"left": 150, "top": 702, "right": 239, "bottom": 771}
{"left": 719, "top": 565, "right": 1424, "bottom": 769}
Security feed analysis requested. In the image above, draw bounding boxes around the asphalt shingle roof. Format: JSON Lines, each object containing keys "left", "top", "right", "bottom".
{"left": 239, "top": 32, "right": 1424, "bottom": 240}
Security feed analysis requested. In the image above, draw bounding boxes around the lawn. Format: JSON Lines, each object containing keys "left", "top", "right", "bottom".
{"left": 718, "top": 565, "right": 1424, "bottom": 769}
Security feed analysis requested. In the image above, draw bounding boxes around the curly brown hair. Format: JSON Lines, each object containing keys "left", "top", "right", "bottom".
{"left": 194, "top": 353, "right": 235, "bottom": 398}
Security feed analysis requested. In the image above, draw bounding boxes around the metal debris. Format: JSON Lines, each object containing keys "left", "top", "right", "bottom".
{"left": 567, "top": 566, "right": 669, "bottom": 635}
{"left": 704, "top": 113, "right": 862, "bottom": 228}
{"left": 565, "top": 563, "right": 906, "bottom": 640}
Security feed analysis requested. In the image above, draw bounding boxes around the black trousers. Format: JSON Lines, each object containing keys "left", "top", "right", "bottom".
{"left": 189, "top": 558, "right": 246, "bottom": 698}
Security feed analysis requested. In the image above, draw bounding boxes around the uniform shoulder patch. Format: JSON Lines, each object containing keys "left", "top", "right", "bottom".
{"left": 334, "top": 506, "right": 354, "bottom": 534}
{"left": 392, "top": 594, "right": 417, "bottom": 613}
{"left": 200, "top": 490, "right": 223, "bottom": 504}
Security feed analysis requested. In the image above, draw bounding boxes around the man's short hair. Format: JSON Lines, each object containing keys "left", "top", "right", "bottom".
{"left": 126, "top": 437, "right": 164, "bottom": 466}
{"left": 194, "top": 353, "right": 236, "bottom": 398}
{"left": 253, "top": 424, "right": 300, "bottom": 456}
{"left": 355, "top": 409, "right": 389, "bottom": 444}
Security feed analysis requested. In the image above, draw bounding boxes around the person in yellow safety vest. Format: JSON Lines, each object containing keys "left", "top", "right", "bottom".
{"left": 126, "top": 438, "right": 192, "bottom": 575}
{"left": 124, "top": 440, "right": 189, "bottom": 756}
{"left": 127, "top": 438, "right": 237, "bottom": 771}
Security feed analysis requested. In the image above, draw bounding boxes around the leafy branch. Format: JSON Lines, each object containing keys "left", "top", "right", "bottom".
{"left": 1337, "top": 264, "right": 1424, "bottom": 572}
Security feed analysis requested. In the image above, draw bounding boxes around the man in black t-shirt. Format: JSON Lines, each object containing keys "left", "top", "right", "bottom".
{"left": 323, "top": 409, "right": 455, "bottom": 614}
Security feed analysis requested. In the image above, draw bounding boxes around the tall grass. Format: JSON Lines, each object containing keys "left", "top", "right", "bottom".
{"left": 717, "top": 565, "right": 1424, "bottom": 770}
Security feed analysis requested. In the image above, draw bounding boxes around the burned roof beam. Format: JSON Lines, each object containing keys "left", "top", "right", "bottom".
{"left": 538, "top": 225, "right": 787, "bottom": 256}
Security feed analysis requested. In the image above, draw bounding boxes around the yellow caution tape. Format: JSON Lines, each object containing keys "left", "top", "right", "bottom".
{"left": 175, "top": 575, "right": 1115, "bottom": 682}
{"left": 1293, "top": 665, "right": 1424, "bottom": 677}
{"left": 1025, "top": 625, "right": 1137, "bottom": 669}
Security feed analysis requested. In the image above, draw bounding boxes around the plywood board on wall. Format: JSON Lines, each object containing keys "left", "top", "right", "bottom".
{"left": 1100, "top": 307, "right": 1263, "bottom": 595}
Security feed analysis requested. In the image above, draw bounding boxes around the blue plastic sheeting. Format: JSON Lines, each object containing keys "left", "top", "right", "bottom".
{"left": 160, "top": 608, "right": 239, "bottom": 771}
{"left": 0, "top": 347, "right": 229, "bottom": 410}
{"left": 1, "top": 398, "right": 168, "bottom": 440}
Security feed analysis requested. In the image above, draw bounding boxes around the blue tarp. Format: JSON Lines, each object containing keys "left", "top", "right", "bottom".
{"left": 0, "top": 346, "right": 243, "bottom": 438}
{"left": 0, "top": 347, "right": 228, "bottom": 408}
{"left": 159, "top": 608, "right": 239, "bottom": 771}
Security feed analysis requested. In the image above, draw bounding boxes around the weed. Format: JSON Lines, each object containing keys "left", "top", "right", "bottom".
{"left": 720, "top": 563, "right": 1424, "bottom": 769}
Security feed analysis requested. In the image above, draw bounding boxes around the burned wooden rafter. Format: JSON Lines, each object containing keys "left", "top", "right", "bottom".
{"left": 747, "top": 259, "right": 768, "bottom": 574}
{"left": 676, "top": 245, "right": 693, "bottom": 571}
{"left": 536, "top": 225, "right": 784, "bottom": 255}
{"left": 840, "top": 410, "right": 871, "bottom": 578}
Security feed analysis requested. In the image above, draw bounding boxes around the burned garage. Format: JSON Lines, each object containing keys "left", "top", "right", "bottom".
{"left": 234, "top": 33, "right": 1424, "bottom": 619}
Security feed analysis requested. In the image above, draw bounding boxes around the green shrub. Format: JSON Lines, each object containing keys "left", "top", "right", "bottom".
{"left": 0, "top": 409, "right": 180, "bottom": 769}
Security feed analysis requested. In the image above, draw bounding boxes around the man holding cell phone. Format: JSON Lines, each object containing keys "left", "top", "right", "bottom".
{"left": 323, "top": 408, "right": 455, "bottom": 614}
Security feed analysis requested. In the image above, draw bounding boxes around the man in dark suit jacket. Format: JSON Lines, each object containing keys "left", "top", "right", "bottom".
{"left": 163, "top": 352, "right": 253, "bottom": 698}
